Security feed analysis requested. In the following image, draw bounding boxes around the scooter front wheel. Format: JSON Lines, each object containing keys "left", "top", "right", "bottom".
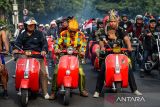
{"left": 21, "top": 89, "right": 29, "bottom": 107}
{"left": 63, "top": 88, "right": 70, "bottom": 105}
{"left": 115, "top": 82, "right": 122, "bottom": 93}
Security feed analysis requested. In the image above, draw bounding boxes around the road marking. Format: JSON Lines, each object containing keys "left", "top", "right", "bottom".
{"left": 6, "top": 58, "right": 14, "bottom": 64}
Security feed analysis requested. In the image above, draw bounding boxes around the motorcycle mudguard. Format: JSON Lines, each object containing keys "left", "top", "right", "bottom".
{"left": 114, "top": 74, "right": 122, "bottom": 82}
{"left": 63, "top": 76, "right": 72, "bottom": 87}
{"left": 57, "top": 55, "right": 79, "bottom": 88}
{"left": 15, "top": 58, "right": 40, "bottom": 90}
{"left": 94, "top": 57, "right": 100, "bottom": 69}
{"left": 20, "top": 79, "right": 29, "bottom": 89}
{"left": 105, "top": 54, "right": 129, "bottom": 88}
{"left": 92, "top": 44, "right": 100, "bottom": 54}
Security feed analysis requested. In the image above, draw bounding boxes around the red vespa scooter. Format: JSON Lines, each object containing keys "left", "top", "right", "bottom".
{"left": 88, "top": 41, "right": 100, "bottom": 65}
{"left": 46, "top": 36, "right": 57, "bottom": 65}
{"left": 15, "top": 51, "right": 44, "bottom": 107}
{"left": 56, "top": 46, "right": 79, "bottom": 105}
{"left": 105, "top": 45, "right": 129, "bottom": 92}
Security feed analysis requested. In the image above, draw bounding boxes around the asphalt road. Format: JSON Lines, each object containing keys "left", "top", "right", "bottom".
{"left": 0, "top": 56, "right": 160, "bottom": 107}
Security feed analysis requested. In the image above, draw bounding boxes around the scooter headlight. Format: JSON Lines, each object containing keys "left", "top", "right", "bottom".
{"left": 132, "top": 37, "right": 138, "bottom": 43}
{"left": 67, "top": 47, "right": 74, "bottom": 55}
{"left": 113, "top": 46, "right": 121, "bottom": 53}
{"left": 66, "top": 70, "right": 71, "bottom": 75}
{"left": 24, "top": 75, "right": 29, "bottom": 79}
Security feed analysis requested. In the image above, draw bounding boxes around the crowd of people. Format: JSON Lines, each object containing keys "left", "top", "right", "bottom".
{"left": 0, "top": 9, "right": 160, "bottom": 101}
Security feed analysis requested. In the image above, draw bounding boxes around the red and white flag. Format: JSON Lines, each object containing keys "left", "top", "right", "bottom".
{"left": 83, "top": 19, "right": 93, "bottom": 31}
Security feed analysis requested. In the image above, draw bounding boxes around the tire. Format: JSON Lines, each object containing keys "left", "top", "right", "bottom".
{"left": 21, "top": 89, "right": 29, "bottom": 107}
{"left": 63, "top": 88, "right": 70, "bottom": 106}
{"left": 115, "top": 82, "right": 122, "bottom": 93}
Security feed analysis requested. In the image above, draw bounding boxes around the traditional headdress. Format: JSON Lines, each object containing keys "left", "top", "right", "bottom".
{"left": 108, "top": 9, "right": 119, "bottom": 22}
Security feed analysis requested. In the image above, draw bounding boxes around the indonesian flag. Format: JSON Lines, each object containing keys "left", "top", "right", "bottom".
{"left": 83, "top": 19, "right": 93, "bottom": 31}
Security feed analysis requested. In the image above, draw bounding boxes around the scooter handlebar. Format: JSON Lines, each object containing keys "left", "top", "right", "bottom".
{"left": 105, "top": 48, "right": 128, "bottom": 51}
{"left": 60, "top": 50, "right": 79, "bottom": 54}
{"left": 13, "top": 50, "right": 42, "bottom": 56}
{"left": 0, "top": 52, "right": 11, "bottom": 56}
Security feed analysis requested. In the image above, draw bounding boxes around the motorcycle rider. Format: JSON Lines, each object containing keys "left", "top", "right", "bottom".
{"left": 44, "top": 24, "right": 50, "bottom": 34}
{"left": 143, "top": 12, "right": 152, "bottom": 28}
{"left": 95, "top": 19, "right": 105, "bottom": 43}
{"left": 156, "top": 17, "right": 160, "bottom": 32}
{"left": 14, "top": 22, "right": 24, "bottom": 40}
{"left": 119, "top": 14, "right": 133, "bottom": 33}
{"left": 94, "top": 19, "right": 105, "bottom": 68}
{"left": 132, "top": 15, "right": 145, "bottom": 41}
{"left": 93, "top": 10, "right": 142, "bottom": 98}
{"left": 140, "top": 18, "right": 157, "bottom": 77}
{"left": 0, "top": 25, "right": 9, "bottom": 99}
{"left": 59, "top": 18, "right": 68, "bottom": 33}
{"left": 38, "top": 24, "right": 44, "bottom": 32}
{"left": 38, "top": 24, "right": 48, "bottom": 36}
{"left": 49, "top": 19, "right": 88, "bottom": 100}
{"left": 13, "top": 18, "right": 50, "bottom": 99}
{"left": 47, "top": 20, "right": 58, "bottom": 39}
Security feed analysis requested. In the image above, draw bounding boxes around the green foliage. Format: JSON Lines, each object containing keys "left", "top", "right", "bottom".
{"left": 95, "top": 0, "right": 160, "bottom": 17}
{"left": 2, "top": 0, "right": 160, "bottom": 23}
{"left": 0, "top": 0, "right": 12, "bottom": 12}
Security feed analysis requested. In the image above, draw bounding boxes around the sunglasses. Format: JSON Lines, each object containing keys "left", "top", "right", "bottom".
{"left": 69, "top": 30, "right": 76, "bottom": 33}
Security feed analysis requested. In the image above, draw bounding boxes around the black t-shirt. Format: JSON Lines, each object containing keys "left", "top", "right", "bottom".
{"left": 119, "top": 21, "right": 132, "bottom": 32}
{"left": 15, "top": 30, "right": 48, "bottom": 52}
{"left": 105, "top": 26, "right": 127, "bottom": 48}
{"left": 143, "top": 28, "right": 157, "bottom": 51}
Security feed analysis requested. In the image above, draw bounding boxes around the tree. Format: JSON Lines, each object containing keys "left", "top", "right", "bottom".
{"left": 0, "top": 0, "right": 12, "bottom": 21}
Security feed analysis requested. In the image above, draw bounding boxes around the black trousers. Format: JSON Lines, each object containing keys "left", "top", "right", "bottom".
{"left": 95, "top": 60, "right": 137, "bottom": 93}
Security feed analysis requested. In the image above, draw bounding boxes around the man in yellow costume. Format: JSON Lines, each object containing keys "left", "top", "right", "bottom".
{"left": 49, "top": 19, "right": 88, "bottom": 100}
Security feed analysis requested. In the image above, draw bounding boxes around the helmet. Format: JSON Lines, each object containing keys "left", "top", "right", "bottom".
{"left": 135, "top": 15, "right": 143, "bottom": 23}
{"left": 50, "top": 20, "right": 57, "bottom": 26}
{"left": 25, "top": 18, "right": 37, "bottom": 25}
{"left": 97, "top": 18, "right": 103, "bottom": 24}
{"left": 68, "top": 19, "right": 79, "bottom": 31}
{"left": 45, "top": 24, "right": 49, "bottom": 27}
{"left": 122, "top": 14, "right": 128, "bottom": 17}
{"left": 39, "top": 24, "right": 44, "bottom": 27}
{"left": 135, "top": 15, "right": 143, "bottom": 20}
{"left": 97, "top": 18, "right": 103, "bottom": 28}
{"left": 24, "top": 17, "right": 37, "bottom": 30}
{"left": 149, "top": 18, "right": 156, "bottom": 23}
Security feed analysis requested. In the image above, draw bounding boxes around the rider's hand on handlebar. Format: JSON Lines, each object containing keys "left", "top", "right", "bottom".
{"left": 41, "top": 51, "right": 46, "bottom": 56}
{"left": 103, "top": 38, "right": 108, "bottom": 44}
{"left": 3, "top": 50, "right": 9, "bottom": 54}
{"left": 128, "top": 47, "right": 134, "bottom": 52}
{"left": 55, "top": 49, "right": 61, "bottom": 53}
{"left": 100, "top": 47, "right": 105, "bottom": 51}
{"left": 25, "top": 51, "right": 32, "bottom": 56}
{"left": 13, "top": 49, "right": 19, "bottom": 53}
{"left": 80, "top": 52, "right": 85, "bottom": 56}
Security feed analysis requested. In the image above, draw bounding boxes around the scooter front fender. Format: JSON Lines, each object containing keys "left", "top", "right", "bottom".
{"left": 20, "top": 79, "right": 29, "bottom": 89}
{"left": 114, "top": 74, "right": 122, "bottom": 82}
{"left": 63, "top": 76, "right": 72, "bottom": 88}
